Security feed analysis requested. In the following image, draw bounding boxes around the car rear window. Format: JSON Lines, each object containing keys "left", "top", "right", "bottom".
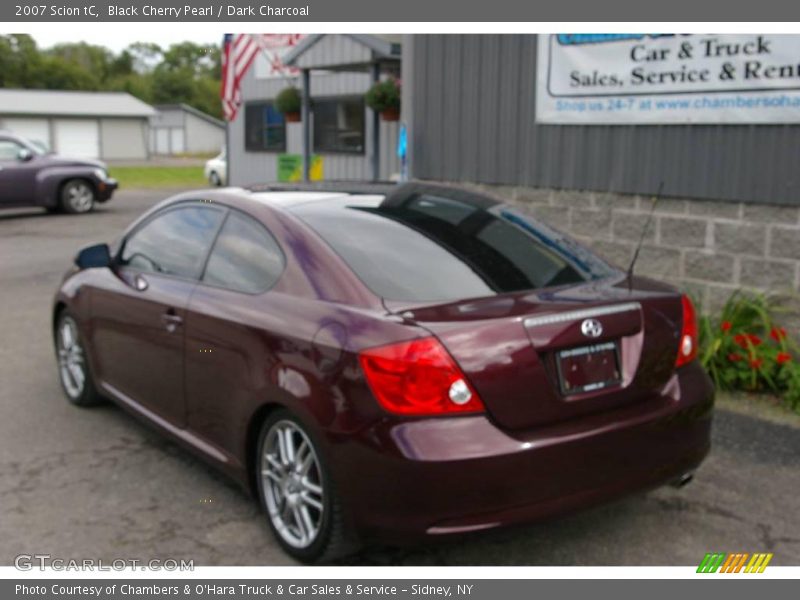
{"left": 293, "top": 193, "right": 614, "bottom": 303}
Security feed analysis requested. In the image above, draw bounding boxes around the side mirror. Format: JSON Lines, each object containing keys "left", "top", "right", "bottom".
{"left": 17, "top": 148, "right": 33, "bottom": 162}
{"left": 75, "top": 243, "right": 112, "bottom": 270}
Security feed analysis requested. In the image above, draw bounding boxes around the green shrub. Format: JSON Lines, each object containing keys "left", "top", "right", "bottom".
{"left": 699, "top": 290, "right": 800, "bottom": 412}
{"left": 365, "top": 77, "right": 401, "bottom": 113}
{"left": 275, "top": 86, "right": 302, "bottom": 115}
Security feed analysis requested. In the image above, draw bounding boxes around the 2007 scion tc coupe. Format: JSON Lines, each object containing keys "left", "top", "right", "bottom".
{"left": 53, "top": 182, "right": 713, "bottom": 561}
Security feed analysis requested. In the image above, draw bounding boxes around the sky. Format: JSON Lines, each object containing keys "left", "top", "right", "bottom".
{"left": 31, "top": 31, "right": 223, "bottom": 53}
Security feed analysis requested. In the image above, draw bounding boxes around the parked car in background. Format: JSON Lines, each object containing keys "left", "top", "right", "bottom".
{"left": 52, "top": 182, "right": 713, "bottom": 562}
{"left": 204, "top": 148, "right": 226, "bottom": 186}
{"left": 0, "top": 131, "right": 117, "bottom": 214}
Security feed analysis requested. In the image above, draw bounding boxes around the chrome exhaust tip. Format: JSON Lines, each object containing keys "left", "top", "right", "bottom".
{"left": 670, "top": 472, "right": 694, "bottom": 488}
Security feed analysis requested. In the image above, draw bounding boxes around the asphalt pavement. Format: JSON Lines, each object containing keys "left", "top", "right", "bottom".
{"left": 0, "top": 189, "right": 798, "bottom": 566}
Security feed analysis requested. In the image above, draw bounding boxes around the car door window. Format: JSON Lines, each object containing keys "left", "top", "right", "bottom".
{"left": 202, "top": 212, "right": 285, "bottom": 293}
{"left": 120, "top": 205, "right": 224, "bottom": 279}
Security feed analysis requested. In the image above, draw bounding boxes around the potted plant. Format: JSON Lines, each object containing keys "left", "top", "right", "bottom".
{"left": 275, "top": 86, "right": 302, "bottom": 122}
{"left": 365, "top": 77, "right": 401, "bottom": 121}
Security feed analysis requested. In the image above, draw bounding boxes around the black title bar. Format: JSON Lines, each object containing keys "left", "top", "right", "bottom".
{"left": 4, "top": 0, "right": 800, "bottom": 22}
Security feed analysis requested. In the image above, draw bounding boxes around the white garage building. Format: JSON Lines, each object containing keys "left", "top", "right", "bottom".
{"left": 0, "top": 89, "right": 155, "bottom": 160}
{"left": 150, "top": 104, "right": 225, "bottom": 156}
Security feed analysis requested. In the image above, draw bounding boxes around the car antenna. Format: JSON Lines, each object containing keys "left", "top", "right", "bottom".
{"left": 627, "top": 180, "right": 664, "bottom": 288}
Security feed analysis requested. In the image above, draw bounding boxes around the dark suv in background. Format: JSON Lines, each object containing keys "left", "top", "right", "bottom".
{"left": 0, "top": 132, "right": 117, "bottom": 214}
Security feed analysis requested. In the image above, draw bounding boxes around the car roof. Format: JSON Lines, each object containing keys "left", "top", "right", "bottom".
{"left": 251, "top": 191, "right": 387, "bottom": 210}
{"left": 243, "top": 181, "right": 505, "bottom": 215}
{"left": 250, "top": 191, "right": 355, "bottom": 207}
{"left": 165, "top": 182, "right": 507, "bottom": 224}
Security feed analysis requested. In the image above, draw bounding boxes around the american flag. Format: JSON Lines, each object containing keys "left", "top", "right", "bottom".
{"left": 221, "top": 34, "right": 260, "bottom": 121}
{"left": 221, "top": 34, "right": 304, "bottom": 121}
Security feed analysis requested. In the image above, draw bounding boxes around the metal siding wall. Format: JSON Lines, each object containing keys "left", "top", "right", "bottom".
{"left": 230, "top": 69, "right": 400, "bottom": 186}
{"left": 380, "top": 119, "right": 400, "bottom": 180}
{"left": 185, "top": 113, "right": 225, "bottom": 154}
{"left": 229, "top": 75, "right": 285, "bottom": 185}
{"left": 150, "top": 108, "right": 183, "bottom": 128}
{"left": 407, "top": 34, "right": 800, "bottom": 206}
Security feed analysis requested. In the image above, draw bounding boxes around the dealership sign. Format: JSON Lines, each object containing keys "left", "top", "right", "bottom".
{"left": 536, "top": 34, "right": 800, "bottom": 124}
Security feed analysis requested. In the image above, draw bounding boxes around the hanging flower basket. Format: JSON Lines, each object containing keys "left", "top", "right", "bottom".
{"left": 275, "top": 86, "right": 302, "bottom": 122}
{"left": 365, "top": 78, "right": 401, "bottom": 122}
{"left": 380, "top": 106, "right": 400, "bottom": 122}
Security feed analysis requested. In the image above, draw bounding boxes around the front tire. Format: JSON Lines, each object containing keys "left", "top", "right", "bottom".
{"left": 256, "top": 410, "right": 355, "bottom": 562}
{"left": 60, "top": 179, "right": 96, "bottom": 214}
{"left": 55, "top": 311, "right": 103, "bottom": 407}
{"left": 209, "top": 171, "right": 221, "bottom": 186}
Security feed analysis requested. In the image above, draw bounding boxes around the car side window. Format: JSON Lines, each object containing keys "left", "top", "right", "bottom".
{"left": 202, "top": 212, "right": 285, "bottom": 293}
{"left": 0, "top": 139, "right": 23, "bottom": 160}
{"left": 120, "top": 205, "right": 224, "bottom": 279}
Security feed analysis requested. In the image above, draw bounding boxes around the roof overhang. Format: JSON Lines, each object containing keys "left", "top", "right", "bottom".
{"left": 284, "top": 34, "right": 401, "bottom": 71}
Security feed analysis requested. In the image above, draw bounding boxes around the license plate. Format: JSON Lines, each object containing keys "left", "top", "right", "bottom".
{"left": 556, "top": 341, "right": 621, "bottom": 395}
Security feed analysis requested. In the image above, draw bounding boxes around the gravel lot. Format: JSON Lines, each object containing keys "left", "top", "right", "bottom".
{"left": 1, "top": 189, "right": 799, "bottom": 566}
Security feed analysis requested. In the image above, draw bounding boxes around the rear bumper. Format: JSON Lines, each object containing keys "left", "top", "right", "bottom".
{"left": 331, "top": 362, "right": 714, "bottom": 542}
{"left": 96, "top": 178, "right": 118, "bottom": 202}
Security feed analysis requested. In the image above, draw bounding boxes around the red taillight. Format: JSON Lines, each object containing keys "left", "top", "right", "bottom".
{"left": 676, "top": 294, "right": 698, "bottom": 367}
{"left": 358, "top": 336, "right": 484, "bottom": 416}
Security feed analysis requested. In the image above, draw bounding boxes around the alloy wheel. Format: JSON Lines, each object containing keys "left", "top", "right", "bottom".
{"left": 260, "top": 420, "right": 325, "bottom": 549}
{"left": 67, "top": 183, "right": 94, "bottom": 213}
{"left": 57, "top": 316, "right": 86, "bottom": 399}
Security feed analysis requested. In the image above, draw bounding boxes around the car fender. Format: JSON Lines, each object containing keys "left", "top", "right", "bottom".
{"left": 52, "top": 266, "right": 113, "bottom": 379}
{"left": 36, "top": 166, "right": 100, "bottom": 207}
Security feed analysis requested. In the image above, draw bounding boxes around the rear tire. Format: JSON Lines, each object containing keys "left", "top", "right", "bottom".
{"left": 256, "top": 409, "right": 357, "bottom": 563}
{"left": 209, "top": 171, "right": 222, "bottom": 186}
{"left": 60, "top": 179, "right": 95, "bottom": 214}
{"left": 55, "top": 311, "right": 103, "bottom": 407}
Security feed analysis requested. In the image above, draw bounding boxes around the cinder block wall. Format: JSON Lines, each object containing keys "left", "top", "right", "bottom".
{"left": 459, "top": 183, "right": 800, "bottom": 315}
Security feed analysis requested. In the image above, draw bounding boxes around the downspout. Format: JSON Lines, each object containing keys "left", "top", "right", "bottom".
{"left": 301, "top": 68, "right": 311, "bottom": 182}
{"left": 370, "top": 61, "right": 381, "bottom": 181}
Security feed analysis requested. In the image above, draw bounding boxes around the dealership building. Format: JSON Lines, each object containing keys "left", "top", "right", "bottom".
{"left": 228, "top": 34, "right": 800, "bottom": 313}
{"left": 228, "top": 34, "right": 402, "bottom": 185}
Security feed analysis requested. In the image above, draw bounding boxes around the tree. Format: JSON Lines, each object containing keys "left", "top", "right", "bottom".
{"left": 0, "top": 36, "right": 222, "bottom": 119}
{"left": 48, "top": 42, "right": 113, "bottom": 80}
{"left": 35, "top": 56, "right": 100, "bottom": 90}
{"left": 127, "top": 42, "right": 163, "bottom": 74}
{"left": 0, "top": 34, "right": 42, "bottom": 87}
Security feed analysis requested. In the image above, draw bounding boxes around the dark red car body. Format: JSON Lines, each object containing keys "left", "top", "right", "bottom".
{"left": 53, "top": 183, "right": 713, "bottom": 547}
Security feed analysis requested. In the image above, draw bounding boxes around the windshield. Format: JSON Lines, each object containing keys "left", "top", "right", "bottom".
{"left": 8, "top": 135, "right": 48, "bottom": 155}
{"left": 293, "top": 192, "right": 616, "bottom": 303}
{"left": 27, "top": 139, "right": 49, "bottom": 155}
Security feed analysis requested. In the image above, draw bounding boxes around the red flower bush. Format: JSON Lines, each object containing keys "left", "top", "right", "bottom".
{"left": 771, "top": 327, "right": 787, "bottom": 342}
{"left": 734, "top": 333, "right": 762, "bottom": 348}
{"left": 699, "top": 291, "right": 799, "bottom": 413}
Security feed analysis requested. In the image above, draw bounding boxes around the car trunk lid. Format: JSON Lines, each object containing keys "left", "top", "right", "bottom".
{"left": 387, "top": 277, "right": 684, "bottom": 430}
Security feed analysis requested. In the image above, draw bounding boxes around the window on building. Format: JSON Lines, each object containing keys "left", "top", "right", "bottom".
{"left": 313, "top": 97, "right": 365, "bottom": 154}
{"left": 244, "top": 102, "right": 286, "bottom": 152}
